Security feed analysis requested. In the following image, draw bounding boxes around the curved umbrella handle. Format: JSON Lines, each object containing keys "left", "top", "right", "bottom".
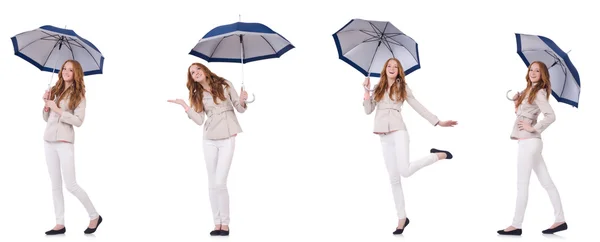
{"left": 364, "top": 85, "right": 375, "bottom": 92}
{"left": 506, "top": 89, "right": 520, "bottom": 101}
{"left": 241, "top": 85, "right": 256, "bottom": 104}
{"left": 245, "top": 93, "right": 256, "bottom": 103}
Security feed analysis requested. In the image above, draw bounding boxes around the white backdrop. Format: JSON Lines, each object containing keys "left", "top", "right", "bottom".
{"left": 0, "top": 0, "right": 598, "bottom": 241}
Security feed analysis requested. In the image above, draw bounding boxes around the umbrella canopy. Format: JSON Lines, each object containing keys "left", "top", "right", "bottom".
{"left": 189, "top": 21, "right": 294, "bottom": 103}
{"left": 515, "top": 33, "right": 581, "bottom": 108}
{"left": 189, "top": 22, "right": 294, "bottom": 64}
{"left": 11, "top": 25, "right": 105, "bottom": 76}
{"left": 333, "top": 18, "right": 420, "bottom": 78}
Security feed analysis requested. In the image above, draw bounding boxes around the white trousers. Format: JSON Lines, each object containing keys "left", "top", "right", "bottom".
{"left": 44, "top": 141, "right": 99, "bottom": 225}
{"left": 511, "top": 138, "right": 565, "bottom": 228}
{"left": 203, "top": 136, "right": 236, "bottom": 225}
{"left": 380, "top": 131, "right": 439, "bottom": 220}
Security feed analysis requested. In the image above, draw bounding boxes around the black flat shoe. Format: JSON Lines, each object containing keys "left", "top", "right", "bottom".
{"left": 430, "top": 148, "right": 453, "bottom": 159}
{"left": 209, "top": 229, "right": 221, "bottom": 236}
{"left": 542, "top": 222, "right": 568, "bottom": 234}
{"left": 393, "top": 218, "right": 410, "bottom": 235}
{"left": 497, "top": 228, "right": 522, "bottom": 235}
{"left": 84, "top": 215, "right": 103, "bottom": 234}
{"left": 220, "top": 229, "right": 229, "bottom": 236}
{"left": 45, "top": 227, "right": 66, "bottom": 235}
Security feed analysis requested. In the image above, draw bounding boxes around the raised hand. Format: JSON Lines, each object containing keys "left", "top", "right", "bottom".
{"left": 363, "top": 77, "right": 370, "bottom": 91}
{"left": 239, "top": 86, "right": 248, "bottom": 103}
{"left": 438, "top": 120, "right": 458, "bottom": 127}
{"left": 513, "top": 92, "right": 521, "bottom": 105}
{"left": 167, "top": 99, "right": 190, "bottom": 111}
{"left": 45, "top": 100, "right": 59, "bottom": 113}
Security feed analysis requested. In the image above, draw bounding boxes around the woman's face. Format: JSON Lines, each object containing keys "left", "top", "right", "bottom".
{"left": 62, "top": 61, "right": 74, "bottom": 82}
{"left": 189, "top": 65, "right": 206, "bottom": 83}
{"left": 386, "top": 60, "right": 399, "bottom": 79}
{"left": 529, "top": 63, "right": 541, "bottom": 83}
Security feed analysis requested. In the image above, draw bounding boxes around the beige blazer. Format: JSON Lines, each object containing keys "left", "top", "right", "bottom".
{"left": 364, "top": 84, "right": 439, "bottom": 133}
{"left": 510, "top": 89, "right": 555, "bottom": 140}
{"left": 186, "top": 80, "right": 247, "bottom": 140}
{"left": 43, "top": 96, "right": 86, "bottom": 143}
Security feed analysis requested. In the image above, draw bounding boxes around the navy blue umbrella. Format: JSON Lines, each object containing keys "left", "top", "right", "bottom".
{"left": 11, "top": 25, "right": 105, "bottom": 88}
{"left": 332, "top": 18, "right": 420, "bottom": 91}
{"left": 189, "top": 16, "right": 294, "bottom": 103}
{"left": 507, "top": 33, "right": 581, "bottom": 108}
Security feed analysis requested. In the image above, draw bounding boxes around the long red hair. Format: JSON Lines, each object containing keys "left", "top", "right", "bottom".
{"left": 373, "top": 58, "right": 407, "bottom": 102}
{"left": 50, "top": 60, "right": 86, "bottom": 110}
{"left": 187, "top": 63, "right": 230, "bottom": 112}
{"left": 515, "top": 61, "right": 552, "bottom": 108}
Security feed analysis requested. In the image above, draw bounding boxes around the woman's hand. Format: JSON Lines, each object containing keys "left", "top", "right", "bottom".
{"left": 363, "top": 77, "right": 370, "bottom": 92}
{"left": 518, "top": 120, "right": 535, "bottom": 132}
{"left": 239, "top": 87, "right": 248, "bottom": 103}
{"left": 513, "top": 92, "right": 521, "bottom": 105}
{"left": 45, "top": 100, "right": 62, "bottom": 115}
{"left": 167, "top": 99, "right": 190, "bottom": 111}
{"left": 438, "top": 120, "right": 458, "bottom": 127}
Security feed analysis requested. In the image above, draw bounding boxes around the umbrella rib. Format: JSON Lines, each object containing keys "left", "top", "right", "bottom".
{"left": 65, "top": 37, "right": 86, "bottom": 48}
{"left": 359, "top": 30, "right": 380, "bottom": 38}
{"left": 208, "top": 35, "right": 233, "bottom": 59}
{"left": 240, "top": 34, "right": 245, "bottom": 62}
{"left": 363, "top": 22, "right": 388, "bottom": 74}
{"left": 259, "top": 35, "right": 277, "bottom": 55}
{"left": 64, "top": 40, "right": 75, "bottom": 60}
{"left": 385, "top": 34, "right": 418, "bottom": 63}
{"left": 41, "top": 38, "right": 63, "bottom": 68}
{"left": 17, "top": 32, "right": 60, "bottom": 51}
{"left": 543, "top": 50, "right": 570, "bottom": 97}
{"left": 382, "top": 34, "right": 404, "bottom": 46}
{"left": 380, "top": 22, "right": 393, "bottom": 58}
{"left": 71, "top": 39, "right": 101, "bottom": 67}
{"left": 380, "top": 39, "right": 394, "bottom": 55}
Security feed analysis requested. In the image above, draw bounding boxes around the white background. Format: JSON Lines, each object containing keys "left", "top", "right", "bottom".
{"left": 0, "top": 0, "right": 598, "bottom": 241}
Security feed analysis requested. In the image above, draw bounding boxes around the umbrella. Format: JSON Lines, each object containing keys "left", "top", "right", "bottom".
{"left": 506, "top": 33, "right": 581, "bottom": 108}
{"left": 11, "top": 25, "right": 105, "bottom": 89}
{"left": 332, "top": 18, "right": 420, "bottom": 91}
{"left": 189, "top": 15, "right": 295, "bottom": 103}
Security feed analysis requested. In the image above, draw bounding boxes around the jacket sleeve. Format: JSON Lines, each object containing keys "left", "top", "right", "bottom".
{"left": 225, "top": 80, "right": 247, "bottom": 113}
{"left": 406, "top": 86, "right": 440, "bottom": 126}
{"left": 532, "top": 90, "right": 556, "bottom": 133}
{"left": 186, "top": 107, "right": 206, "bottom": 126}
{"left": 58, "top": 98, "right": 86, "bottom": 127}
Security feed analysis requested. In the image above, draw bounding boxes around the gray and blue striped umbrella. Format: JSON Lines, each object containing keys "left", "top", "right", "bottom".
{"left": 189, "top": 20, "right": 294, "bottom": 103}
{"left": 333, "top": 18, "right": 420, "bottom": 81}
{"left": 11, "top": 25, "right": 105, "bottom": 87}
{"left": 512, "top": 33, "right": 581, "bottom": 108}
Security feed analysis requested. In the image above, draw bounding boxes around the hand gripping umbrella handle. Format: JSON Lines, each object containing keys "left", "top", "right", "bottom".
{"left": 242, "top": 84, "right": 256, "bottom": 104}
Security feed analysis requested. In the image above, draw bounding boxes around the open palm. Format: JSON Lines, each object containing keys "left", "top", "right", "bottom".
{"left": 438, "top": 120, "right": 458, "bottom": 127}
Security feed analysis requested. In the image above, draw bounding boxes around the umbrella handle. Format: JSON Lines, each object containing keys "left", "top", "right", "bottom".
{"left": 245, "top": 93, "right": 256, "bottom": 103}
{"left": 364, "top": 85, "right": 375, "bottom": 92}
{"left": 241, "top": 85, "right": 255, "bottom": 104}
{"left": 506, "top": 89, "right": 520, "bottom": 101}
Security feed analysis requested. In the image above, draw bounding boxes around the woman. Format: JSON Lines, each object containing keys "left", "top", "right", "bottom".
{"left": 168, "top": 62, "right": 248, "bottom": 236}
{"left": 363, "top": 58, "right": 457, "bottom": 235}
{"left": 42, "top": 60, "right": 102, "bottom": 235}
{"left": 497, "top": 61, "right": 567, "bottom": 236}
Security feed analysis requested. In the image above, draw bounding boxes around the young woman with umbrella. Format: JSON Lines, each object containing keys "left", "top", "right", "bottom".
{"left": 497, "top": 61, "right": 568, "bottom": 236}
{"left": 168, "top": 62, "right": 248, "bottom": 236}
{"left": 362, "top": 57, "right": 457, "bottom": 235}
{"left": 42, "top": 59, "right": 103, "bottom": 235}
